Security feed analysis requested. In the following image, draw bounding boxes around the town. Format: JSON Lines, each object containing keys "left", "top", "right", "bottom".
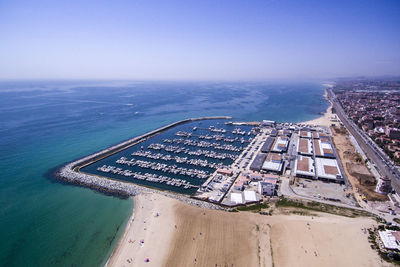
{"left": 334, "top": 80, "right": 400, "bottom": 164}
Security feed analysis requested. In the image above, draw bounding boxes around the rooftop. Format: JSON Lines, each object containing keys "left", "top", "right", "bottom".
{"left": 314, "top": 139, "right": 335, "bottom": 158}
{"left": 262, "top": 153, "right": 283, "bottom": 173}
{"left": 315, "top": 157, "right": 342, "bottom": 181}
{"left": 300, "top": 130, "right": 311, "bottom": 138}
{"left": 271, "top": 136, "right": 289, "bottom": 153}
{"left": 295, "top": 155, "right": 315, "bottom": 177}
{"left": 297, "top": 138, "right": 312, "bottom": 155}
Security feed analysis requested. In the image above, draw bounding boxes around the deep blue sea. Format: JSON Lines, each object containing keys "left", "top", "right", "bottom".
{"left": 0, "top": 80, "right": 328, "bottom": 266}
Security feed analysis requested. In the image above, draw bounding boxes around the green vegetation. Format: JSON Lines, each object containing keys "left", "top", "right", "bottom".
{"left": 236, "top": 202, "right": 269, "bottom": 213}
{"left": 289, "top": 210, "right": 315, "bottom": 216}
{"left": 275, "top": 197, "right": 372, "bottom": 218}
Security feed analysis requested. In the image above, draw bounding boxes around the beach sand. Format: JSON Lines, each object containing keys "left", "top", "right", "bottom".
{"left": 108, "top": 193, "right": 390, "bottom": 267}
{"left": 106, "top": 193, "right": 177, "bottom": 267}
{"left": 300, "top": 90, "right": 339, "bottom": 127}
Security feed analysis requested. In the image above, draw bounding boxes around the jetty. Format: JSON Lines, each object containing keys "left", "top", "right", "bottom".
{"left": 55, "top": 116, "right": 232, "bottom": 198}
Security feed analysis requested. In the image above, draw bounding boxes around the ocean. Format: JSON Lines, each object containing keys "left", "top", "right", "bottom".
{"left": 0, "top": 80, "right": 328, "bottom": 266}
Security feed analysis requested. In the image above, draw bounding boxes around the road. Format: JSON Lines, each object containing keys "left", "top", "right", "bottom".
{"left": 328, "top": 89, "right": 400, "bottom": 193}
{"left": 280, "top": 177, "right": 398, "bottom": 222}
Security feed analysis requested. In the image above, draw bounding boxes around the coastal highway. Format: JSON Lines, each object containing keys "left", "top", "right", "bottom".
{"left": 328, "top": 89, "right": 400, "bottom": 193}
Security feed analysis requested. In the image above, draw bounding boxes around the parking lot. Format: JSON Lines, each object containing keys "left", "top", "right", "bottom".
{"left": 291, "top": 178, "right": 357, "bottom": 206}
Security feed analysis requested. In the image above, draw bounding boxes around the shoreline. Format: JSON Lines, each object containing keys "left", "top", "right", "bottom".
{"left": 106, "top": 193, "right": 179, "bottom": 266}
{"left": 106, "top": 192, "right": 388, "bottom": 267}
{"left": 105, "top": 197, "right": 136, "bottom": 267}
{"left": 105, "top": 87, "right": 343, "bottom": 266}
{"left": 299, "top": 89, "right": 339, "bottom": 127}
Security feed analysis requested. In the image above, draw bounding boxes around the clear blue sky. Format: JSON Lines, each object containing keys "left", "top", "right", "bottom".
{"left": 0, "top": 0, "right": 399, "bottom": 80}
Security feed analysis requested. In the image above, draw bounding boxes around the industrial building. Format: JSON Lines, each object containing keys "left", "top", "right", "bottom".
{"left": 294, "top": 155, "right": 315, "bottom": 178}
{"left": 312, "top": 132, "right": 320, "bottom": 139}
{"left": 279, "top": 129, "right": 292, "bottom": 137}
{"left": 315, "top": 157, "right": 343, "bottom": 183}
{"left": 313, "top": 139, "right": 335, "bottom": 158}
{"left": 270, "top": 129, "right": 278, "bottom": 137}
{"left": 262, "top": 153, "right": 284, "bottom": 174}
{"left": 249, "top": 153, "right": 267, "bottom": 172}
{"left": 300, "top": 130, "right": 312, "bottom": 139}
{"left": 260, "top": 137, "right": 275, "bottom": 153}
{"left": 271, "top": 136, "right": 289, "bottom": 153}
{"left": 297, "top": 138, "right": 313, "bottom": 156}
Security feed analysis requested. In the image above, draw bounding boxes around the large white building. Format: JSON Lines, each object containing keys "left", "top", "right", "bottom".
{"left": 315, "top": 157, "right": 343, "bottom": 183}
{"left": 243, "top": 190, "right": 259, "bottom": 203}
{"left": 262, "top": 153, "right": 284, "bottom": 174}
{"left": 297, "top": 138, "right": 313, "bottom": 156}
{"left": 230, "top": 192, "right": 243, "bottom": 204}
{"left": 294, "top": 155, "right": 315, "bottom": 178}
{"left": 271, "top": 136, "right": 289, "bottom": 153}
{"left": 313, "top": 138, "right": 335, "bottom": 158}
{"left": 379, "top": 230, "right": 400, "bottom": 250}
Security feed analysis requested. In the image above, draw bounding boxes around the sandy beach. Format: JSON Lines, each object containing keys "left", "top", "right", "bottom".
{"left": 300, "top": 90, "right": 339, "bottom": 127}
{"left": 107, "top": 193, "right": 390, "bottom": 267}
{"left": 106, "top": 193, "right": 177, "bottom": 267}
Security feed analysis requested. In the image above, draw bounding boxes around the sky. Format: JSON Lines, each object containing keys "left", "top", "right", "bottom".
{"left": 0, "top": 0, "right": 399, "bottom": 81}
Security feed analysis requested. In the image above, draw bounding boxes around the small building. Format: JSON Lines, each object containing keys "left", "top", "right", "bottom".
{"left": 230, "top": 192, "right": 243, "bottom": 204}
{"left": 258, "top": 175, "right": 278, "bottom": 196}
{"left": 249, "top": 172, "right": 263, "bottom": 181}
{"left": 315, "top": 157, "right": 343, "bottom": 183}
{"left": 262, "top": 120, "right": 276, "bottom": 126}
{"left": 376, "top": 177, "right": 392, "bottom": 194}
{"left": 271, "top": 136, "right": 289, "bottom": 153}
{"left": 233, "top": 173, "right": 250, "bottom": 191}
{"left": 297, "top": 138, "right": 313, "bottom": 156}
{"left": 379, "top": 230, "right": 400, "bottom": 250}
{"left": 250, "top": 153, "right": 267, "bottom": 172}
{"left": 243, "top": 190, "right": 259, "bottom": 203}
{"left": 262, "top": 153, "right": 284, "bottom": 174}
{"left": 233, "top": 180, "right": 245, "bottom": 191}
{"left": 217, "top": 168, "right": 233, "bottom": 176}
{"left": 294, "top": 155, "right": 315, "bottom": 178}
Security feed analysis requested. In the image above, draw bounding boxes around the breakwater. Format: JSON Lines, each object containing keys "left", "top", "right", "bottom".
{"left": 55, "top": 116, "right": 231, "bottom": 208}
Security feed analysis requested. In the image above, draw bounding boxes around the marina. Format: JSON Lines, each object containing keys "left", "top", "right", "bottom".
{"left": 77, "top": 118, "right": 255, "bottom": 195}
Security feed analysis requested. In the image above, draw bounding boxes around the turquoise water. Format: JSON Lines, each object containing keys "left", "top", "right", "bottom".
{"left": 0, "top": 81, "right": 328, "bottom": 266}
